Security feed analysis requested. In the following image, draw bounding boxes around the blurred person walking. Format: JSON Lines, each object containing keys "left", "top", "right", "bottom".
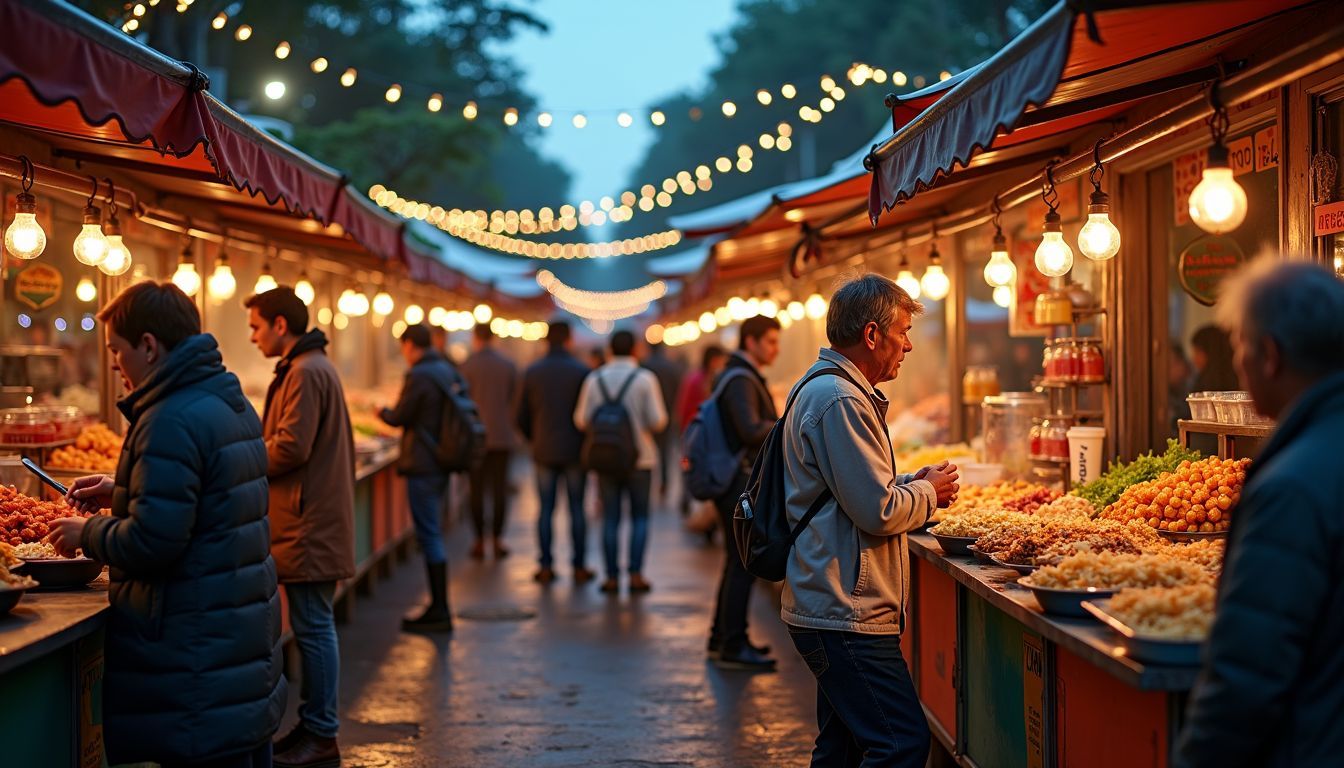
{"left": 708, "top": 316, "right": 781, "bottom": 671}
{"left": 517, "top": 321, "right": 594, "bottom": 585}
{"left": 245, "top": 287, "right": 355, "bottom": 768}
{"left": 460, "top": 323, "right": 519, "bottom": 560}
{"left": 379, "top": 324, "right": 473, "bottom": 633}
{"left": 1176, "top": 262, "right": 1344, "bottom": 768}
{"left": 641, "top": 341, "right": 685, "bottom": 501}
{"left": 575, "top": 330, "right": 668, "bottom": 594}
{"left": 676, "top": 345, "right": 727, "bottom": 521}
{"left": 50, "top": 281, "right": 284, "bottom": 768}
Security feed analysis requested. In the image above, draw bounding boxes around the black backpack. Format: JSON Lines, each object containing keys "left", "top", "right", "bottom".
{"left": 581, "top": 371, "right": 640, "bottom": 477}
{"left": 733, "top": 366, "right": 862, "bottom": 581}
{"left": 418, "top": 368, "right": 487, "bottom": 473}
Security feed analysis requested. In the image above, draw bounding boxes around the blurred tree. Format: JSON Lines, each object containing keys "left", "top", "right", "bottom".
{"left": 615, "top": 0, "right": 1052, "bottom": 234}
{"left": 73, "top": 0, "right": 571, "bottom": 212}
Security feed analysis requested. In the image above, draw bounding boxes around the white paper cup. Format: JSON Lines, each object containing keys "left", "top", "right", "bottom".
{"left": 1066, "top": 426, "right": 1107, "bottom": 486}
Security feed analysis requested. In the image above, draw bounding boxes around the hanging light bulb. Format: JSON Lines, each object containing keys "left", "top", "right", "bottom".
{"left": 5, "top": 159, "right": 46, "bottom": 260}
{"left": 75, "top": 277, "right": 97, "bottom": 303}
{"left": 171, "top": 240, "right": 200, "bottom": 297}
{"left": 72, "top": 184, "right": 108, "bottom": 266}
{"left": 98, "top": 201, "right": 133, "bottom": 277}
{"left": 894, "top": 243, "right": 921, "bottom": 299}
{"left": 1077, "top": 141, "right": 1121, "bottom": 260}
{"left": 254, "top": 263, "right": 278, "bottom": 295}
{"left": 372, "top": 290, "right": 395, "bottom": 317}
{"left": 920, "top": 238, "right": 950, "bottom": 301}
{"left": 983, "top": 200, "right": 1016, "bottom": 287}
{"left": 1034, "top": 164, "right": 1074, "bottom": 277}
{"left": 787, "top": 301, "right": 806, "bottom": 321}
{"left": 207, "top": 253, "right": 237, "bottom": 301}
{"left": 804, "top": 293, "right": 827, "bottom": 320}
{"left": 473, "top": 303, "right": 493, "bottom": 324}
{"left": 294, "top": 272, "right": 316, "bottom": 306}
{"left": 1189, "top": 144, "right": 1247, "bottom": 233}
{"left": 404, "top": 303, "right": 425, "bottom": 325}
{"left": 992, "top": 284, "right": 1013, "bottom": 308}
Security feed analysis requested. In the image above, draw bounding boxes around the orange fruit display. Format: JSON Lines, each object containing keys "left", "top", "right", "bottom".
{"left": 1100, "top": 456, "right": 1250, "bottom": 533}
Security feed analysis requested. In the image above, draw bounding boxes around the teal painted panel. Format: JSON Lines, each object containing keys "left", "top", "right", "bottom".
{"left": 0, "top": 645, "right": 76, "bottom": 768}
{"left": 962, "top": 589, "right": 1030, "bottom": 768}
{"left": 354, "top": 477, "right": 374, "bottom": 563}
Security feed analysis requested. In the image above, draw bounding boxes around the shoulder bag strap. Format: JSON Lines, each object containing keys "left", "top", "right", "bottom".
{"left": 615, "top": 370, "right": 641, "bottom": 402}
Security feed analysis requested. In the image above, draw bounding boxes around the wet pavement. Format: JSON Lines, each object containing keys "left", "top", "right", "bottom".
{"left": 287, "top": 470, "right": 819, "bottom": 766}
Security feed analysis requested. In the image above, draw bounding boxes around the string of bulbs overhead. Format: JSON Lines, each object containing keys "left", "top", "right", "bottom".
{"left": 652, "top": 291, "right": 830, "bottom": 347}
{"left": 535, "top": 270, "right": 667, "bottom": 321}
{"left": 4, "top": 164, "right": 137, "bottom": 279}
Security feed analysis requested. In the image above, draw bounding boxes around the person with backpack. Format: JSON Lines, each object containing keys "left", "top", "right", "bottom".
{"left": 770, "top": 274, "right": 959, "bottom": 767}
{"left": 380, "top": 323, "right": 479, "bottom": 633}
{"left": 460, "top": 322, "right": 520, "bottom": 561}
{"left": 574, "top": 330, "right": 668, "bottom": 594}
{"left": 701, "top": 315, "right": 781, "bottom": 671}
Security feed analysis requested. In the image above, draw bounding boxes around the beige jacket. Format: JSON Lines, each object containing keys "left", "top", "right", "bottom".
{"left": 780, "top": 348, "right": 937, "bottom": 634}
{"left": 574, "top": 357, "right": 668, "bottom": 471}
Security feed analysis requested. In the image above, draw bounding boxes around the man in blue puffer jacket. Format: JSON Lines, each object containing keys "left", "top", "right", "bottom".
{"left": 51, "top": 281, "right": 284, "bottom": 768}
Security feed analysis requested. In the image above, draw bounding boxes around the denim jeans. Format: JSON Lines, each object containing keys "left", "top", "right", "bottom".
{"left": 285, "top": 581, "right": 340, "bottom": 739}
{"left": 469, "top": 449, "right": 511, "bottom": 540}
{"left": 536, "top": 463, "right": 588, "bottom": 570}
{"left": 788, "top": 627, "right": 931, "bottom": 768}
{"left": 407, "top": 474, "right": 450, "bottom": 564}
{"left": 598, "top": 470, "right": 652, "bottom": 578}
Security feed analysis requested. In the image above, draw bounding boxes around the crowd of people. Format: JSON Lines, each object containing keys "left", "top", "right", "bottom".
{"left": 35, "top": 258, "right": 1344, "bottom": 768}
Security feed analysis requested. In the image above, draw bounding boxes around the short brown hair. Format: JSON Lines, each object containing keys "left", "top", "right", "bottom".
{"left": 98, "top": 281, "right": 200, "bottom": 350}
{"left": 400, "top": 323, "right": 432, "bottom": 349}
{"left": 243, "top": 286, "right": 308, "bottom": 336}
{"left": 739, "top": 314, "right": 782, "bottom": 350}
{"left": 826, "top": 273, "right": 923, "bottom": 347}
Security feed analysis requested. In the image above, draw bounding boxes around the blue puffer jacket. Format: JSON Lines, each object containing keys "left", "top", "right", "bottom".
{"left": 80, "top": 334, "right": 284, "bottom": 764}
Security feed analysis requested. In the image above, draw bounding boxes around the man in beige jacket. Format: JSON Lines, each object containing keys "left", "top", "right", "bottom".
{"left": 781, "top": 274, "right": 959, "bottom": 767}
{"left": 247, "top": 286, "right": 356, "bottom": 768}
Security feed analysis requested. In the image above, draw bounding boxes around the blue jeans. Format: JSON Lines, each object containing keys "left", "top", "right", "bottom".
{"left": 788, "top": 627, "right": 931, "bottom": 768}
{"left": 536, "top": 463, "right": 588, "bottom": 570}
{"left": 407, "top": 474, "right": 450, "bottom": 564}
{"left": 285, "top": 582, "right": 340, "bottom": 739}
{"left": 598, "top": 470, "right": 651, "bottom": 578}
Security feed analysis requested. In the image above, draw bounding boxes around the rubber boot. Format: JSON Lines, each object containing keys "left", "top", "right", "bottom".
{"left": 402, "top": 561, "right": 454, "bottom": 633}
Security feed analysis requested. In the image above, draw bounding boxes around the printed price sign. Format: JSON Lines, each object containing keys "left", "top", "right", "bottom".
{"left": 1173, "top": 149, "right": 1207, "bottom": 227}
{"left": 1227, "top": 135, "right": 1255, "bottom": 177}
{"left": 1254, "top": 125, "right": 1279, "bottom": 171}
{"left": 1315, "top": 201, "right": 1344, "bottom": 237}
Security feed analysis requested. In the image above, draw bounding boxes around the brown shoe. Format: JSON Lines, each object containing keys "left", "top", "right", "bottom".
{"left": 534, "top": 567, "right": 557, "bottom": 584}
{"left": 573, "top": 567, "right": 595, "bottom": 584}
{"left": 469, "top": 540, "right": 485, "bottom": 560}
{"left": 599, "top": 577, "right": 620, "bottom": 594}
{"left": 629, "top": 573, "right": 652, "bottom": 593}
{"left": 273, "top": 728, "right": 341, "bottom": 768}
{"left": 493, "top": 541, "right": 510, "bottom": 559}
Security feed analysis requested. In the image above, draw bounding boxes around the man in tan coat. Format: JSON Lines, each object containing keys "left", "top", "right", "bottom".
{"left": 246, "top": 286, "right": 356, "bottom": 768}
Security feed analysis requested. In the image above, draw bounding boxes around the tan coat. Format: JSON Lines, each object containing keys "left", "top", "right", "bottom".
{"left": 263, "top": 344, "right": 356, "bottom": 582}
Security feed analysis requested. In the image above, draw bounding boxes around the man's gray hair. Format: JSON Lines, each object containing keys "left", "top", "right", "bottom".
{"left": 1216, "top": 258, "right": 1344, "bottom": 377}
{"left": 826, "top": 273, "right": 924, "bottom": 347}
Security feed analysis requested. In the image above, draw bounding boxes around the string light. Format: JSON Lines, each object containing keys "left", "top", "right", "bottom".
{"left": 294, "top": 271, "right": 316, "bottom": 305}
{"left": 207, "top": 253, "right": 237, "bottom": 301}
{"left": 650, "top": 110, "right": 666, "bottom": 126}
{"left": 76, "top": 277, "right": 98, "bottom": 303}
{"left": 340, "top": 68, "right": 357, "bottom": 87}
{"left": 372, "top": 291, "right": 395, "bottom": 317}
{"left": 993, "top": 285, "right": 1013, "bottom": 308}
{"left": 984, "top": 199, "right": 1016, "bottom": 287}
{"left": 1078, "top": 141, "right": 1121, "bottom": 260}
{"left": 617, "top": 112, "right": 633, "bottom": 127}
{"left": 537, "top": 270, "right": 666, "bottom": 321}
{"left": 254, "top": 262, "right": 278, "bottom": 294}
{"left": 172, "top": 239, "right": 200, "bottom": 297}
{"left": 274, "top": 41, "right": 290, "bottom": 59}
{"left": 894, "top": 243, "right": 921, "bottom": 299}
{"left": 1034, "top": 164, "right": 1074, "bottom": 277}
{"left": 1189, "top": 85, "right": 1247, "bottom": 234}
{"left": 384, "top": 84, "right": 402, "bottom": 103}
{"left": 72, "top": 182, "right": 108, "bottom": 266}
{"left": 805, "top": 293, "right": 828, "bottom": 320}
{"left": 404, "top": 304, "right": 424, "bottom": 325}
{"left": 310, "top": 57, "right": 328, "bottom": 73}
{"left": 98, "top": 183, "right": 132, "bottom": 276}
{"left": 920, "top": 236, "right": 950, "bottom": 301}
{"left": 5, "top": 158, "right": 45, "bottom": 260}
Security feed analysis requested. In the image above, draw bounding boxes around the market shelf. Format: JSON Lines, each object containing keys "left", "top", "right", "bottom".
{"left": 1178, "top": 419, "right": 1274, "bottom": 460}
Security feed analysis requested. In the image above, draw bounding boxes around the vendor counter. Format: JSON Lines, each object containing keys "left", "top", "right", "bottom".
{"left": 904, "top": 531, "right": 1195, "bottom": 768}
{"left": 0, "top": 446, "right": 411, "bottom": 768}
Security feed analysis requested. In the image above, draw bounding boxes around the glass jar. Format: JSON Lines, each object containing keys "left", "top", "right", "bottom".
{"left": 1029, "top": 419, "right": 1044, "bottom": 459}
{"left": 1078, "top": 338, "right": 1105, "bottom": 383}
{"left": 1034, "top": 289, "right": 1074, "bottom": 326}
{"left": 981, "top": 366, "right": 1001, "bottom": 397}
{"left": 962, "top": 367, "right": 979, "bottom": 403}
{"left": 982, "top": 393, "right": 1048, "bottom": 480}
{"left": 1044, "top": 417, "right": 1072, "bottom": 461}
{"left": 1059, "top": 339, "right": 1081, "bottom": 383}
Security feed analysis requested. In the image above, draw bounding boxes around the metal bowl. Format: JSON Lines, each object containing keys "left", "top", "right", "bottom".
{"left": 968, "top": 544, "right": 995, "bottom": 564}
{"left": 0, "top": 583, "right": 29, "bottom": 614}
{"left": 1157, "top": 529, "right": 1228, "bottom": 543}
{"left": 988, "top": 553, "right": 1040, "bottom": 576}
{"left": 1020, "top": 582, "right": 1117, "bottom": 617}
{"left": 15, "top": 557, "right": 103, "bottom": 590}
{"left": 928, "top": 532, "right": 978, "bottom": 557}
{"left": 1080, "top": 599, "right": 1204, "bottom": 665}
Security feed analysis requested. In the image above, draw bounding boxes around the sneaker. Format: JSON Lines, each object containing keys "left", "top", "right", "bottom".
{"left": 707, "top": 638, "right": 771, "bottom": 660}
{"left": 401, "top": 605, "right": 454, "bottom": 634}
{"left": 599, "top": 577, "right": 620, "bottom": 594}
{"left": 273, "top": 728, "right": 341, "bottom": 768}
{"left": 534, "top": 567, "right": 557, "bottom": 585}
{"left": 714, "top": 645, "right": 778, "bottom": 672}
{"left": 573, "top": 567, "right": 596, "bottom": 584}
{"left": 628, "top": 573, "right": 653, "bottom": 593}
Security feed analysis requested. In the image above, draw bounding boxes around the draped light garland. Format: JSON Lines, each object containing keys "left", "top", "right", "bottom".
{"left": 537, "top": 270, "right": 666, "bottom": 320}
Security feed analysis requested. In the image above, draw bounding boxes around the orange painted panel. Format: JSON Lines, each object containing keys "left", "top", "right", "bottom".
{"left": 1055, "top": 646, "right": 1170, "bottom": 768}
{"left": 914, "top": 558, "right": 959, "bottom": 742}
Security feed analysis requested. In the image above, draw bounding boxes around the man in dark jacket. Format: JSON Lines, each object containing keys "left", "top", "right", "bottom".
{"left": 641, "top": 341, "right": 685, "bottom": 498}
{"left": 1176, "top": 261, "right": 1344, "bottom": 768}
{"left": 379, "top": 323, "right": 463, "bottom": 633}
{"left": 708, "top": 314, "right": 782, "bottom": 671}
{"left": 516, "top": 321, "right": 594, "bottom": 584}
{"left": 51, "top": 281, "right": 284, "bottom": 768}
{"left": 460, "top": 322, "right": 519, "bottom": 560}
{"left": 246, "top": 287, "right": 356, "bottom": 767}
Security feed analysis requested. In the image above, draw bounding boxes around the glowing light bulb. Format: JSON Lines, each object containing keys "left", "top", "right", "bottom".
{"left": 1034, "top": 212, "right": 1074, "bottom": 277}
{"left": 1188, "top": 149, "right": 1247, "bottom": 234}
{"left": 384, "top": 84, "right": 401, "bottom": 103}
{"left": 404, "top": 304, "right": 425, "bottom": 325}
{"left": 428, "top": 306, "right": 448, "bottom": 327}
{"left": 473, "top": 303, "right": 493, "bottom": 324}
{"left": 172, "top": 261, "right": 200, "bottom": 297}
{"left": 787, "top": 301, "right": 805, "bottom": 321}
{"left": 72, "top": 205, "right": 108, "bottom": 266}
{"left": 234, "top": 24, "right": 252, "bottom": 41}
{"left": 645, "top": 324, "right": 665, "bottom": 345}
{"left": 617, "top": 112, "right": 633, "bottom": 127}
{"left": 984, "top": 233, "right": 1016, "bottom": 287}
{"left": 805, "top": 293, "right": 827, "bottom": 320}
{"left": 207, "top": 257, "right": 236, "bottom": 301}
{"left": 722, "top": 101, "right": 737, "bottom": 117}
{"left": 992, "top": 285, "right": 1013, "bottom": 308}
{"left": 538, "top": 112, "right": 553, "bottom": 127}
{"left": 1077, "top": 188, "right": 1121, "bottom": 260}
{"left": 340, "top": 68, "right": 357, "bottom": 87}
{"left": 254, "top": 266, "right": 278, "bottom": 295}
{"left": 5, "top": 193, "right": 46, "bottom": 259}
{"left": 372, "top": 291, "right": 394, "bottom": 317}
{"left": 463, "top": 101, "right": 478, "bottom": 120}
{"left": 274, "top": 41, "right": 290, "bottom": 59}
{"left": 294, "top": 275, "right": 315, "bottom": 306}
{"left": 650, "top": 110, "right": 666, "bottom": 126}
{"left": 895, "top": 269, "right": 922, "bottom": 300}
{"left": 75, "top": 277, "right": 97, "bottom": 303}
{"left": 310, "top": 57, "right": 328, "bottom": 73}
{"left": 698, "top": 312, "right": 716, "bottom": 333}
{"left": 572, "top": 113, "right": 587, "bottom": 128}
{"left": 98, "top": 217, "right": 132, "bottom": 276}
{"left": 920, "top": 264, "right": 950, "bottom": 301}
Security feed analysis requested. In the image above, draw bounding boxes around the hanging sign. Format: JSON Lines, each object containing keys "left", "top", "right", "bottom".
{"left": 1254, "top": 125, "right": 1279, "bottom": 171}
{"left": 1315, "top": 201, "right": 1344, "bottom": 237}
{"left": 1179, "top": 235, "right": 1247, "bottom": 306}
{"left": 1173, "top": 149, "right": 1207, "bottom": 227}
{"left": 14, "top": 263, "right": 63, "bottom": 309}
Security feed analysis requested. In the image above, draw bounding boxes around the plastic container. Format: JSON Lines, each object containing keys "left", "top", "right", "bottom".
{"left": 960, "top": 462, "right": 1004, "bottom": 487}
{"left": 982, "top": 393, "right": 1047, "bottom": 481}
{"left": 1214, "top": 391, "right": 1272, "bottom": 426}
{"left": 1187, "top": 392, "right": 1217, "bottom": 422}
{"left": 1067, "top": 426, "right": 1107, "bottom": 486}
